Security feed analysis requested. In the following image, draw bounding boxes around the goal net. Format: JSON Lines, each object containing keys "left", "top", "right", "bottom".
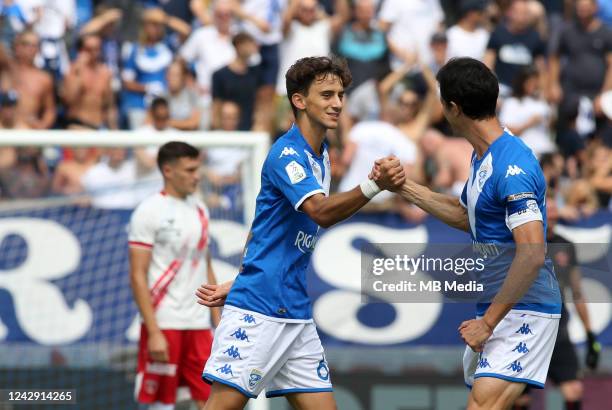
{"left": 0, "top": 130, "right": 268, "bottom": 409}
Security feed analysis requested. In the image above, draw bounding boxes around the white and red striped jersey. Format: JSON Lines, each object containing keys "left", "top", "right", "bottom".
{"left": 128, "top": 192, "right": 211, "bottom": 329}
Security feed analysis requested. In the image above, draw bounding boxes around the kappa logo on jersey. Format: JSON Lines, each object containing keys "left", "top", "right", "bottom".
{"left": 248, "top": 369, "right": 263, "bottom": 389}
{"left": 295, "top": 230, "right": 318, "bottom": 254}
{"left": 505, "top": 165, "right": 526, "bottom": 178}
{"left": 279, "top": 147, "right": 299, "bottom": 158}
{"left": 285, "top": 160, "right": 306, "bottom": 184}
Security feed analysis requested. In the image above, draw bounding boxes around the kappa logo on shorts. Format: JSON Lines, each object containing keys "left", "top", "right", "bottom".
{"left": 477, "top": 354, "right": 491, "bottom": 369}
{"left": 223, "top": 345, "right": 243, "bottom": 360}
{"left": 242, "top": 314, "right": 256, "bottom": 324}
{"left": 512, "top": 342, "right": 529, "bottom": 354}
{"left": 230, "top": 328, "right": 250, "bottom": 342}
{"left": 216, "top": 364, "right": 234, "bottom": 376}
{"left": 506, "top": 360, "right": 523, "bottom": 373}
{"left": 248, "top": 369, "right": 263, "bottom": 389}
{"left": 515, "top": 323, "right": 534, "bottom": 335}
{"left": 317, "top": 358, "right": 330, "bottom": 381}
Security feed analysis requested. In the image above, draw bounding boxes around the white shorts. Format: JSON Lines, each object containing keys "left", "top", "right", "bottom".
{"left": 464, "top": 310, "right": 560, "bottom": 389}
{"left": 202, "top": 306, "right": 333, "bottom": 398}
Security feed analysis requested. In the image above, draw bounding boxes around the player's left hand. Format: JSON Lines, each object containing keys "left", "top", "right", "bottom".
{"left": 370, "top": 156, "right": 405, "bottom": 192}
{"left": 196, "top": 281, "right": 232, "bottom": 307}
{"left": 459, "top": 319, "right": 493, "bottom": 352}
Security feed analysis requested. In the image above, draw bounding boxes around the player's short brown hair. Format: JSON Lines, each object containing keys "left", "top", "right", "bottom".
{"left": 285, "top": 56, "right": 352, "bottom": 117}
{"left": 157, "top": 141, "right": 200, "bottom": 171}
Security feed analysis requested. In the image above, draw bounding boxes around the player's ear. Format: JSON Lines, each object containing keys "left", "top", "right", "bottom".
{"left": 291, "top": 92, "right": 307, "bottom": 112}
{"left": 449, "top": 101, "right": 462, "bottom": 117}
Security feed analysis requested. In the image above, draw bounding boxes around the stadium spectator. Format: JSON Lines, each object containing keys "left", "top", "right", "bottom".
{"left": 0, "top": 147, "right": 51, "bottom": 199}
{"left": 0, "top": 91, "right": 24, "bottom": 172}
{"left": 445, "top": 0, "right": 490, "bottom": 61}
{"left": 212, "top": 32, "right": 260, "bottom": 131}
{"left": 81, "top": 147, "right": 138, "bottom": 209}
{"left": 179, "top": 0, "right": 236, "bottom": 128}
{"left": 204, "top": 101, "right": 249, "bottom": 211}
{"left": 165, "top": 59, "right": 201, "bottom": 131}
{"left": 121, "top": 8, "right": 190, "bottom": 129}
{"left": 0, "top": 31, "right": 56, "bottom": 129}
{"left": 549, "top": 0, "right": 612, "bottom": 128}
{"left": 129, "top": 141, "right": 220, "bottom": 410}
{"left": 499, "top": 65, "right": 555, "bottom": 156}
{"left": 379, "top": 0, "right": 445, "bottom": 69}
{"left": 234, "top": 0, "right": 287, "bottom": 133}
{"left": 80, "top": 6, "right": 124, "bottom": 91}
{"left": 586, "top": 142, "right": 612, "bottom": 209}
{"left": 51, "top": 148, "right": 98, "bottom": 196}
{"left": 335, "top": 0, "right": 389, "bottom": 92}
{"left": 417, "top": 130, "right": 472, "bottom": 196}
{"left": 9, "top": 0, "right": 76, "bottom": 81}
{"left": 429, "top": 31, "right": 449, "bottom": 73}
{"left": 277, "top": 0, "right": 349, "bottom": 95}
{"left": 484, "top": 0, "right": 547, "bottom": 97}
{"left": 63, "top": 33, "right": 117, "bottom": 130}
{"left": 379, "top": 60, "right": 439, "bottom": 143}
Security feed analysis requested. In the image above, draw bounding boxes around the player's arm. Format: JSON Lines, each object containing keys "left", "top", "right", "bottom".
{"left": 482, "top": 221, "right": 546, "bottom": 329}
{"left": 205, "top": 251, "right": 221, "bottom": 327}
{"left": 129, "top": 247, "right": 169, "bottom": 362}
{"left": 396, "top": 179, "right": 469, "bottom": 232}
{"left": 460, "top": 221, "right": 545, "bottom": 351}
{"left": 300, "top": 157, "right": 405, "bottom": 228}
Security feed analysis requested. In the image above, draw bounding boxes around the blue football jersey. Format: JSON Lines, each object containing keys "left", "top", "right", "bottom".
{"left": 459, "top": 131, "right": 561, "bottom": 316}
{"left": 225, "top": 125, "right": 331, "bottom": 321}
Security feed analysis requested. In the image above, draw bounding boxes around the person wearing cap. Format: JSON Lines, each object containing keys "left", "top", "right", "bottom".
{"left": 446, "top": 0, "right": 490, "bottom": 61}
{"left": 121, "top": 7, "right": 191, "bottom": 129}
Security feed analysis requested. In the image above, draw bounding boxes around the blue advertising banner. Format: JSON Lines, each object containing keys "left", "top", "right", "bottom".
{"left": 0, "top": 206, "right": 610, "bottom": 347}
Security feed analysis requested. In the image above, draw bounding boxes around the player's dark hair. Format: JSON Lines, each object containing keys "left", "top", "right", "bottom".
{"left": 436, "top": 57, "right": 498, "bottom": 120}
{"left": 285, "top": 56, "right": 352, "bottom": 117}
{"left": 157, "top": 141, "right": 200, "bottom": 170}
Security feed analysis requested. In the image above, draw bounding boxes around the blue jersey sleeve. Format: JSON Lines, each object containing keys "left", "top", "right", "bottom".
{"left": 496, "top": 159, "right": 544, "bottom": 231}
{"left": 459, "top": 180, "right": 468, "bottom": 208}
{"left": 267, "top": 146, "right": 325, "bottom": 210}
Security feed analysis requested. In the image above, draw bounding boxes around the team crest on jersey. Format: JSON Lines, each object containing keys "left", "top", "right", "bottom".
{"left": 279, "top": 147, "right": 299, "bottom": 158}
{"left": 475, "top": 154, "right": 493, "bottom": 192}
{"left": 285, "top": 161, "right": 306, "bottom": 184}
{"left": 505, "top": 165, "right": 526, "bottom": 178}
{"left": 248, "top": 369, "right": 263, "bottom": 389}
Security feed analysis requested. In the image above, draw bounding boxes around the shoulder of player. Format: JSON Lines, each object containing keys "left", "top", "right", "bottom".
{"left": 266, "top": 133, "right": 304, "bottom": 165}
{"left": 493, "top": 136, "right": 540, "bottom": 172}
{"left": 132, "top": 192, "right": 167, "bottom": 216}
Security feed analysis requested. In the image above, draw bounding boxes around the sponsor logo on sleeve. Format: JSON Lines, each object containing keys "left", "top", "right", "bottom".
{"left": 285, "top": 161, "right": 306, "bottom": 184}
{"left": 507, "top": 192, "right": 536, "bottom": 202}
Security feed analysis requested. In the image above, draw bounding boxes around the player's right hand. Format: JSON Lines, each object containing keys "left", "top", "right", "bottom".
{"left": 196, "top": 281, "right": 232, "bottom": 307}
{"left": 148, "top": 331, "right": 169, "bottom": 363}
{"left": 371, "top": 156, "right": 406, "bottom": 192}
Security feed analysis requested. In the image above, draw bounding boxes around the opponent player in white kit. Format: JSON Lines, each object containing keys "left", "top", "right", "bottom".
{"left": 196, "top": 56, "right": 406, "bottom": 409}
{"left": 129, "top": 141, "right": 221, "bottom": 410}
{"left": 373, "top": 58, "right": 562, "bottom": 409}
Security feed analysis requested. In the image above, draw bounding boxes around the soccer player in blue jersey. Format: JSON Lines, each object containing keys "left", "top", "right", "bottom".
{"left": 196, "top": 56, "right": 406, "bottom": 410}
{"left": 375, "top": 57, "right": 562, "bottom": 409}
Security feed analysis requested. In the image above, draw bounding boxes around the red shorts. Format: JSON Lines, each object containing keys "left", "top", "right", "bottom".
{"left": 135, "top": 325, "right": 213, "bottom": 404}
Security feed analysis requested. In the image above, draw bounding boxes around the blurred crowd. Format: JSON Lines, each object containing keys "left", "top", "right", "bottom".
{"left": 0, "top": 0, "right": 610, "bottom": 220}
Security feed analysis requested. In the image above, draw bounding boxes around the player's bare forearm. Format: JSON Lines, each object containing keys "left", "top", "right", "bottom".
{"left": 299, "top": 188, "right": 370, "bottom": 228}
{"left": 569, "top": 267, "right": 592, "bottom": 331}
{"left": 483, "top": 222, "right": 545, "bottom": 329}
{"left": 398, "top": 179, "right": 469, "bottom": 232}
{"left": 129, "top": 249, "right": 161, "bottom": 335}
